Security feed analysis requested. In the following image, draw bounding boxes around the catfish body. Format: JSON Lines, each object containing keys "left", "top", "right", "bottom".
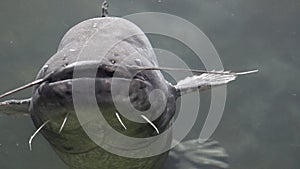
{"left": 0, "top": 15, "right": 256, "bottom": 169}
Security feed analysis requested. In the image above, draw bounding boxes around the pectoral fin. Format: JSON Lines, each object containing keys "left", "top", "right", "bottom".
{"left": 0, "top": 98, "right": 31, "bottom": 117}
{"left": 175, "top": 70, "right": 258, "bottom": 97}
{"left": 164, "top": 139, "right": 229, "bottom": 169}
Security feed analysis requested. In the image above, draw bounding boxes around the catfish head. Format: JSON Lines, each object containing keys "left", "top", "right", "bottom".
{"left": 29, "top": 17, "right": 180, "bottom": 155}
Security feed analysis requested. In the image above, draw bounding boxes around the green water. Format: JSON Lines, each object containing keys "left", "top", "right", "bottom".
{"left": 0, "top": 0, "right": 299, "bottom": 169}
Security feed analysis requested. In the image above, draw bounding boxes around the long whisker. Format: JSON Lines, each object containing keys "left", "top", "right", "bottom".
{"left": 0, "top": 79, "right": 45, "bottom": 99}
{"left": 29, "top": 120, "right": 50, "bottom": 151}
{"left": 0, "top": 72, "right": 54, "bottom": 99}
{"left": 234, "top": 69, "right": 259, "bottom": 75}
{"left": 59, "top": 113, "right": 70, "bottom": 134}
{"left": 115, "top": 112, "right": 127, "bottom": 130}
{"left": 134, "top": 66, "right": 258, "bottom": 76}
{"left": 140, "top": 115, "right": 160, "bottom": 134}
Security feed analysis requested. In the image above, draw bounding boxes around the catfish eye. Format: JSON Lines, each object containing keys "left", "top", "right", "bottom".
{"left": 110, "top": 59, "right": 116, "bottom": 64}
{"left": 42, "top": 65, "right": 49, "bottom": 73}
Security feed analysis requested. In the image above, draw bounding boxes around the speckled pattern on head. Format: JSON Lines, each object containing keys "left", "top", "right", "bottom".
{"left": 37, "top": 17, "right": 159, "bottom": 78}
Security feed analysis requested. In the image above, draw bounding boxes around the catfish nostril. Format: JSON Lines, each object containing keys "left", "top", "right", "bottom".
{"left": 135, "top": 59, "right": 142, "bottom": 66}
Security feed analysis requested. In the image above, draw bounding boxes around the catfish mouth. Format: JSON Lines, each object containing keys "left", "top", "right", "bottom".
{"left": 33, "top": 61, "right": 153, "bottom": 130}
{"left": 37, "top": 61, "right": 151, "bottom": 104}
{"left": 36, "top": 61, "right": 152, "bottom": 112}
{"left": 44, "top": 61, "right": 144, "bottom": 84}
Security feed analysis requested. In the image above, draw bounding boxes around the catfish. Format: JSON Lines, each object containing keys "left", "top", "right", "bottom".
{"left": 0, "top": 1, "right": 257, "bottom": 169}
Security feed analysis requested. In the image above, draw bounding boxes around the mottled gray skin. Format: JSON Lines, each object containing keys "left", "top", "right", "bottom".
{"left": 0, "top": 15, "right": 234, "bottom": 169}
{"left": 30, "top": 17, "right": 177, "bottom": 169}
